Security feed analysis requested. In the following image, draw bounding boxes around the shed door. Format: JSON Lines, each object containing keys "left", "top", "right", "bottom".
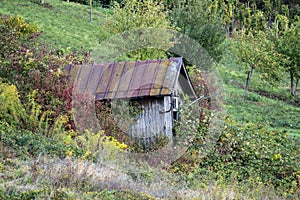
{"left": 129, "top": 98, "right": 169, "bottom": 146}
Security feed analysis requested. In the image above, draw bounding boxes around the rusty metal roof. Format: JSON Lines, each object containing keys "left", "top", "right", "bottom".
{"left": 67, "top": 57, "right": 194, "bottom": 100}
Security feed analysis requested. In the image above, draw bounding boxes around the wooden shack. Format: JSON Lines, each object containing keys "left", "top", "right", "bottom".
{"left": 66, "top": 57, "right": 196, "bottom": 147}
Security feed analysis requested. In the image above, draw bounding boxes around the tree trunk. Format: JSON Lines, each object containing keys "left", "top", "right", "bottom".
{"left": 90, "top": 0, "right": 93, "bottom": 22}
{"left": 90, "top": 7, "right": 92, "bottom": 22}
{"left": 290, "top": 68, "right": 295, "bottom": 96}
{"left": 295, "top": 78, "right": 299, "bottom": 95}
{"left": 243, "top": 67, "right": 254, "bottom": 99}
{"left": 231, "top": 5, "right": 234, "bottom": 38}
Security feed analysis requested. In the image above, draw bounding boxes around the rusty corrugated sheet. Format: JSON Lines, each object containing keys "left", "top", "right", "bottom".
{"left": 68, "top": 57, "right": 183, "bottom": 100}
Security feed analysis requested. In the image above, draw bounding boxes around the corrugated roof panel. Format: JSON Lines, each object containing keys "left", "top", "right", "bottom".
{"left": 70, "top": 65, "right": 81, "bottom": 82}
{"left": 128, "top": 60, "right": 148, "bottom": 98}
{"left": 67, "top": 57, "right": 185, "bottom": 100}
{"left": 86, "top": 64, "right": 105, "bottom": 92}
{"left": 114, "top": 61, "right": 135, "bottom": 99}
{"left": 161, "top": 60, "right": 181, "bottom": 95}
{"left": 106, "top": 62, "right": 124, "bottom": 99}
{"left": 96, "top": 63, "right": 114, "bottom": 99}
{"left": 150, "top": 59, "right": 169, "bottom": 96}
{"left": 138, "top": 60, "right": 158, "bottom": 96}
{"left": 78, "top": 65, "right": 93, "bottom": 91}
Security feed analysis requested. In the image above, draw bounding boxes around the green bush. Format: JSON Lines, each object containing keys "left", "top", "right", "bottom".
{"left": 0, "top": 81, "right": 27, "bottom": 127}
{"left": 63, "top": 0, "right": 122, "bottom": 8}
{"left": 0, "top": 122, "right": 85, "bottom": 159}
{"left": 0, "top": 187, "right": 47, "bottom": 200}
{"left": 169, "top": 0, "right": 226, "bottom": 62}
{"left": 0, "top": 15, "right": 39, "bottom": 82}
{"left": 0, "top": 15, "right": 90, "bottom": 133}
{"left": 100, "top": 0, "right": 174, "bottom": 61}
{"left": 172, "top": 118, "right": 300, "bottom": 196}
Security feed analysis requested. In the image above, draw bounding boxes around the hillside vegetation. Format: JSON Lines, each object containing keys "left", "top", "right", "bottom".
{"left": 0, "top": 0, "right": 108, "bottom": 50}
{"left": 0, "top": 0, "right": 299, "bottom": 199}
{"left": 219, "top": 47, "right": 300, "bottom": 137}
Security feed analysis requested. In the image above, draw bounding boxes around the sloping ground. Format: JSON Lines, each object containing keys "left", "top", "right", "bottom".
{"left": 224, "top": 85, "right": 300, "bottom": 137}
{"left": 0, "top": 0, "right": 109, "bottom": 50}
{"left": 0, "top": 2, "right": 299, "bottom": 198}
{"left": 218, "top": 45, "right": 300, "bottom": 137}
{"left": 1, "top": 1, "right": 299, "bottom": 136}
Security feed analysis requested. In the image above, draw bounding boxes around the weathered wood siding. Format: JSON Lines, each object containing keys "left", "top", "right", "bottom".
{"left": 163, "top": 96, "right": 173, "bottom": 138}
{"left": 128, "top": 97, "right": 173, "bottom": 146}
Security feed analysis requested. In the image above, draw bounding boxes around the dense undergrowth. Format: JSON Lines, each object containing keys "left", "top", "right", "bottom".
{"left": 0, "top": 0, "right": 299, "bottom": 199}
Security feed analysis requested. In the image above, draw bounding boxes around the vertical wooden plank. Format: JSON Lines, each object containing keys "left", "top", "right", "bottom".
{"left": 145, "top": 100, "right": 150, "bottom": 144}
{"left": 127, "top": 97, "right": 173, "bottom": 149}
{"left": 136, "top": 105, "right": 142, "bottom": 139}
{"left": 154, "top": 99, "right": 162, "bottom": 137}
{"left": 130, "top": 119, "right": 136, "bottom": 139}
{"left": 158, "top": 98, "right": 164, "bottom": 137}
{"left": 142, "top": 99, "right": 147, "bottom": 146}
{"left": 164, "top": 96, "right": 173, "bottom": 138}
{"left": 150, "top": 100, "right": 156, "bottom": 136}
{"left": 147, "top": 100, "right": 152, "bottom": 146}
{"left": 163, "top": 97, "right": 167, "bottom": 137}
{"left": 141, "top": 100, "right": 146, "bottom": 146}
{"left": 157, "top": 99, "right": 161, "bottom": 137}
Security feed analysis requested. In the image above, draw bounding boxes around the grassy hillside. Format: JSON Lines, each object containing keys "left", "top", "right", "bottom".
{"left": 0, "top": 0, "right": 299, "bottom": 199}
{"left": 218, "top": 44, "right": 300, "bottom": 137}
{"left": 0, "top": 0, "right": 109, "bottom": 50}
{"left": 1, "top": 0, "right": 298, "bottom": 136}
{"left": 224, "top": 84, "right": 300, "bottom": 136}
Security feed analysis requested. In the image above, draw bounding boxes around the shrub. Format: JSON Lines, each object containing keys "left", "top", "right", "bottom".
{"left": 0, "top": 81, "right": 27, "bottom": 127}
{"left": 100, "top": 0, "right": 174, "bottom": 61}
{"left": 172, "top": 118, "right": 300, "bottom": 196}
{"left": 74, "top": 129, "right": 128, "bottom": 162}
{"left": 169, "top": 0, "right": 226, "bottom": 62}
{"left": 0, "top": 15, "right": 39, "bottom": 82}
{"left": 0, "top": 81, "right": 66, "bottom": 138}
{"left": 0, "top": 15, "right": 39, "bottom": 57}
{"left": 0, "top": 15, "right": 91, "bottom": 133}
{"left": 0, "top": 122, "right": 85, "bottom": 159}
{"left": 63, "top": 0, "right": 122, "bottom": 8}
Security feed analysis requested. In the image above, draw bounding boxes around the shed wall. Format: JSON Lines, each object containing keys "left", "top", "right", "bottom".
{"left": 128, "top": 97, "right": 173, "bottom": 146}
{"left": 163, "top": 96, "right": 173, "bottom": 138}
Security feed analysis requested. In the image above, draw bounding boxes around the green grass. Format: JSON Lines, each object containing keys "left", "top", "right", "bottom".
{"left": 0, "top": 2, "right": 299, "bottom": 199}
{"left": 0, "top": 0, "right": 110, "bottom": 51}
{"left": 218, "top": 41, "right": 300, "bottom": 137}
{"left": 224, "top": 85, "right": 300, "bottom": 135}
{"left": 1, "top": 0, "right": 298, "bottom": 142}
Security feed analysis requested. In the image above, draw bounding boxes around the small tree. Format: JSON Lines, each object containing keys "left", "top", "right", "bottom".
{"left": 100, "top": 0, "right": 174, "bottom": 61}
{"left": 273, "top": 16, "right": 300, "bottom": 96}
{"left": 169, "top": 0, "right": 226, "bottom": 62}
{"left": 235, "top": 30, "right": 284, "bottom": 98}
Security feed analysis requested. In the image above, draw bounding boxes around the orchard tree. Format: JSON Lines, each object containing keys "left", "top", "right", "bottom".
{"left": 235, "top": 30, "right": 284, "bottom": 98}
{"left": 100, "top": 0, "right": 174, "bottom": 61}
{"left": 169, "top": 0, "right": 226, "bottom": 62}
{"left": 273, "top": 16, "right": 300, "bottom": 96}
